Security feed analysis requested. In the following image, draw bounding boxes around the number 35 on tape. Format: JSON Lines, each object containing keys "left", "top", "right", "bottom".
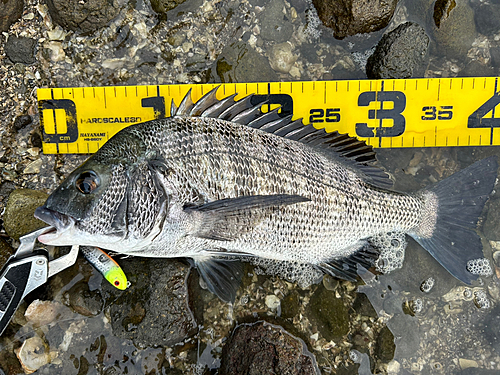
{"left": 37, "top": 77, "right": 500, "bottom": 154}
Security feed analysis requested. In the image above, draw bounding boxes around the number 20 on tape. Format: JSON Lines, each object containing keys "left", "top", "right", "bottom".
{"left": 37, "top": 77, "right": 500, "bottom": 154}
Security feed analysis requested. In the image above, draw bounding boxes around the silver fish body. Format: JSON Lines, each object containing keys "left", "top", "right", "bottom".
{"left": 34, "top": 88, "right": 498, "bottom": 302}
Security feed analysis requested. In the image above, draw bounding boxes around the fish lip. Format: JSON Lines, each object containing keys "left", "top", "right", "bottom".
{"left": 34, "top": 206, "right": 76, "bottom": 243}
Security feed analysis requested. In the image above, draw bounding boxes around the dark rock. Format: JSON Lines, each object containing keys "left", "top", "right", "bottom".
{"left": 474, "top": 4, "right": 500, "bottom": 36}
{"left": 67, "top": 282, "right": 104, "bottom": 317}
{"left": 483, "top": 305, "right": 500, "bottom": 355}
{"left": 433, "top": 0, "right": 476, "bottom": 59}
{"left": 307, "top": 285, "right": 350, "bottom": 341}
{"left": 366, "top": 22, "right": 429, "bottom": 79}
{"left": 0, "top": 0, "right": 24, "bottom": 32}
{"left": 45, "top": 0, "right": 126, "bottom": 34}
{"left": 30, "top": 132, "right": 42, "bottom": 148}
{"left": 260, "top": 0, "right": 294, "bottom": 42}
{"left": 211, "top": 41, "right": 278, "bottom": 83}
{"left": 0, "top": 238, "right": 13, "bottom": 267}
{"left": 281, "top": 290, "right": 300, "bottom": 319}
{"left": 5, "top": 36, "right": 37, "bottom": 65}
{"left": 352, "top": 292, "right": 377, "bottom": 318}
{"left": 459, "top": 60, "right": 495, "bottom": 78}
{"left": 106, "top": 258, "right": 197, "bottom": 347}
{"left": 3, "top": 189, "right": 49, "bottom": 240}
{"left": 13, "top": 115, "right": 32, "bottom": 132}
{"left": 483, "top": 195, "right": 500, "bottom": 240}
{"left": 149, "top": 0, "right": 186, "bottom": 14}
{"left": 375, "top": 326, "right": 395, "bottom": 362}
{"left": 219, "top": 321, "right": 318, "bottom": 375}
{"left": 312, "top": 0, "right": 399, "bottom": 39}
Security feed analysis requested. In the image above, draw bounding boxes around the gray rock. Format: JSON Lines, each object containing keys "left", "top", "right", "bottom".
{"left": 366, "top": 22, "right": 429, "bottom": 79}
{"left": 307, "top": 285, "right": 350, "bottom": 341}
{"left": 5, "top": 36, "right": 37, "bottom": 65}
{"left": 0, "top": 238, "right": 13, "bottom": 268}
{"left": 433, "top": 0, "right": 476, "bottom": 59}
{"left": 260, "top": 0, "right": 294, "bottom": 43}
{"left": 3, "top": 189, "right": 49, "bottom": 240}
{"left": 219, "top": 321, "right": 318, "bottom": 375}
{"left": 0, "top": 0, "right": 24, "bottom": 32}
{"left": 311, "top": 0, "right": 399, "bottom": 39}
{"left": 474, "top": 3, "right": 500, "bottom": 36}
{"left": 149, "top": 0, "right": 186, "bottom": 14}
{"left": 460, "top": 60, "right": 495, "bottom": 78}
{"left": 66, "top": 282, "right": 104, "bottom": 317}
{"left": 105, "top": 258, "right": 197, "bottom": 347}
{"left": 211, "top": 41, "right": 278, "bottom": 83}
{"left": 45, "top": 0, "right": 126, "bottom": 34}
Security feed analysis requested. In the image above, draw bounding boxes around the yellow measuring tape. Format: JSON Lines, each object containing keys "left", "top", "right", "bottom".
{"left": 37, "top": 77, "right": 500, "bottom": 154}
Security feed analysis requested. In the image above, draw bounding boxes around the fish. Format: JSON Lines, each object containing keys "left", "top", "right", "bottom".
{"left": 80, "top": 246, "right": 128, "bottom": 290}
{"left": 34, "top": 86, "right": 498, "bottom": 303}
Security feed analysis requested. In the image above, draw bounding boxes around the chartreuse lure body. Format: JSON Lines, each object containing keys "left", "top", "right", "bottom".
{"left": 81, "top": 246, "right": 128, "bottom": 290}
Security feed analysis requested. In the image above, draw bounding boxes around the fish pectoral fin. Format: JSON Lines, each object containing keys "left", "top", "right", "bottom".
{"left": 185, "top": 194, "right": 310, "bottom": 241}
{"left": 193, "top": 256, "right": 245, "bottom": 303}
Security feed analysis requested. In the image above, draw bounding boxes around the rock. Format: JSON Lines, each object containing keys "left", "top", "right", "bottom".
{"left": 0, "top": 0, "right": 24, "bottom": 32}
{"left": 12, "top": 115, "right": 33, "bottom": 132}
{"left": 3, "top": 189, "right": 49, "bottom": 240}
{"left": 312, "top": 0, "right": 399, "bottom": 39}
{"left": 459, "top": 358, "right": 478, "bottom": 369}
{"left": 5, "top": 36, "right": 37, "bottom": 65}
{"left": 433, "top": 0, "right": 476, "bottom": 59}
{"left": 106, "top": 258, "right": 197, "bottom": 347}
{"left": 211, "top": 41, "right": 278, "bottom": 83}
{"left": 15, "top": 336, "right": 51, "bottom": 374}
{"left": 260, "top": 0, "right": 294, "bottom": 43}
{"left": 0, "top": 238, "right": 13, "bottom": 267}
{"left": 483, "top": 305, "right": 500, "bottom": 355}
{"left": 307, "top": 285, "right": 350, "bottom": 341}
{"left": 45, "top": 0, "right": 126, "bottom": 34}
{"left": 366, "top": 22, "right": 429, "bottom": 79}
{"left": 219, "top": 321, "right": 318, "bottom": 375}
{"left": 268, "top": 42, "right": 298, "bottom": 74}
{"left": 375, "top": 326, "right": 395, "bottom": 362}
{"left": 25, "top": 300, "right": 66, "bottom": 328}
{"left": 66, "top": 282, "right": 104, "bottom": 317}
{"left": 474, "top": 3, "right": 500, "bottom": 36}
{"left": 281, "top": 290, "right": 300, "bottom": 319}
{"left": 149, "top": 0, "right": 186, "bottom": 14}
{"left": 460, "top": 60, "right": 495, "bottom": 78}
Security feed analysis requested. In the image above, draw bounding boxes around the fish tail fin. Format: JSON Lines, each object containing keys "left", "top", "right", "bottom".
{"left": 410, "top": 156, "right": 498, "bottom": 284}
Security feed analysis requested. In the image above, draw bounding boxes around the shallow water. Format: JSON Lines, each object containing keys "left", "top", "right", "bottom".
{"left": 1, "top": 0, "right": 500, "bottom": 374}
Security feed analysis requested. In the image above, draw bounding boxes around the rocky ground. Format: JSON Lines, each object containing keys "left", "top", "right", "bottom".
{"left": 2, "top": 0, "right": 500, "bottom": 374}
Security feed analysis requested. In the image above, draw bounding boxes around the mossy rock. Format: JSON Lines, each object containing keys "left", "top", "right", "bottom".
{"left": 3, "top": 189, "right": 48, "bottom": 240}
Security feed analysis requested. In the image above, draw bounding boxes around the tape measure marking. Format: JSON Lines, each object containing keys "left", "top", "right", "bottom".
{"left": 37, "top": 78, "right": 500, "bottom": 154}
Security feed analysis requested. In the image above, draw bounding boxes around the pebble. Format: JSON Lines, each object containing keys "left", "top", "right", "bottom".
{"left": 265, "top": 294, "right": 280, "bottom": 310}
{"left": 23, "top": 159, "right": 43, "bottom": 174}
{"left": 15, "top": 336, "right": 53, "bottom": 374}
{"left": 268, "top": 42, "right": 297, "bottom": 74}
{"left": 459, "top": 358, "right": 478, "bottom": 369}
{"left": 25, "top": 300, "right": 65, "bottom": 328}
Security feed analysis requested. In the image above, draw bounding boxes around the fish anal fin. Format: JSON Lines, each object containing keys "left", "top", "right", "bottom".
{"left": 316, "top": 243, "right": 379, "bottom": 282}
{"left": 193, "top": 257, "right": 244, "bottom": 303}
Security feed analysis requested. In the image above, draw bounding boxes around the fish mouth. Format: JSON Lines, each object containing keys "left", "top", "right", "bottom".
{"left": 34, "top": 206, "right": 76, "bottom": 243}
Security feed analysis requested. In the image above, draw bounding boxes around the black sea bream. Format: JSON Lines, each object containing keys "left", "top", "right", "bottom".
{"left": 34, "top": 87, "right": 498, "bottom": 302}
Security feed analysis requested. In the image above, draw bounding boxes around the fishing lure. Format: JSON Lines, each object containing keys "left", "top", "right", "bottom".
{"left": 81, "top": 246, "right": 128, "bottom": 290}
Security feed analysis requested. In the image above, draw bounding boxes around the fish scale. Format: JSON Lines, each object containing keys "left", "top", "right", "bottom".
{"left": 34, "top": 87, "right": 498, "bottom": 303}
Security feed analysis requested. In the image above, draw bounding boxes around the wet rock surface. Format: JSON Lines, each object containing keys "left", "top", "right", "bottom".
{"left": 366, "top": 22, "right": 429, "bottom": 79}
{"left": 5, "top": 36, "right": 37, "bottom": 65}
{"left": 1, "top": 0, "right": 500, "bottom": 373}
{"left": 433, "top": 0, "right": 476, "bottom": 59}
{"left": 0, "top": 0, "right": 24, "bottom": 32}
{"left": 45, "top": 0, "right": 127, "bottom": 34}
{"left": 219, "top": 321, "right": 318, "bottom": 375}
{"left": 3, "top": 189, "right": 48, "bottom": 240}
{"left": 105, "top": 258, "right": 197, "bottom": 347}
{"left": 312, "top": 0, "right": 399, "bottom": 39}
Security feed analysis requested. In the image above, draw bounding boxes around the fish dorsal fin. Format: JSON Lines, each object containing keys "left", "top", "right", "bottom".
{"left": 172, "top": 87, "right": 393, "bottom": 189}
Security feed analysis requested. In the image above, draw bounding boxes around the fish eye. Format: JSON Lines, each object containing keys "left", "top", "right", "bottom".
{"left": 75, "top": 171, "right": 99, "bottom": 194}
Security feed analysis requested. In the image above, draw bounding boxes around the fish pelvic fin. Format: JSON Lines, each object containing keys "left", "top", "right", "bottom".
{"left": 410, "top": 156, "right": 498, "bottom": 284}
{"left": 192, "top": 256, "right": 244, "bottom": 303}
